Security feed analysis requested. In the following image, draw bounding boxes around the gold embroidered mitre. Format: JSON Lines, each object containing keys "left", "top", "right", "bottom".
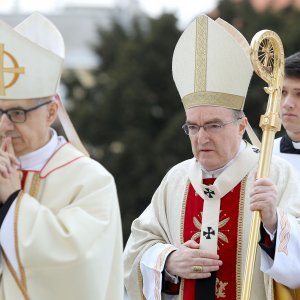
{"left": 0, "top": 12, "right": 89, "bottom": 156}
{"left": 172, "top": 15, "right": 253, "bottom": 110}
{"left": 0, "top": 12, "right": 64, "bottom": 99}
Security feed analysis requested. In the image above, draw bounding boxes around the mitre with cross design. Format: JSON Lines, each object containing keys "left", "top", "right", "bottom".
{"left": 0, "top": 12, "right": 88, "bottom": 156}
{"left": 0, "top": 12, "right": 64, "bottom": 99}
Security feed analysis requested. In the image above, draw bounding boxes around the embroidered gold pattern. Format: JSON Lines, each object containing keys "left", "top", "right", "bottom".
{"left": 215, "top": 278, "right": 228, "bottom": 298}
{"left": 0, "top": 43, "right": 25, "bottom": 96}
{"left": 1, "top": 250, "right": 30, "bottom": 300}
{"left": 182, "top": 91, "right": 245, "bottom": 110}
{"left": 278, "top": 211, "right": 290, "bottom": 255}
{"left": 191, "top": 211, "right": 230, "bottom": 249}
{"left": 28, "top": 173, "right": 41, "bottom": 198}
{"left": 194, "top": 16, "right": 207, "bottom": 92}
{"left": 14, "top": 191, "right": 28, "bottom": 292}
{"left": 191, "top": 178, "right": 246, "bottom": 299}
{"left": 137, "top": 241, "right": 157, "bottom": 300}
{"left": 270, "top": 276, "right": 274, "bottom": 300}
{"left": 154, "top": 246, "right": 176, "bottom": 300}
{"left": 180, "top": 180, "right": 190, "bottom": 245}
{"left": 10, "top": 174, "right": 41, "bottom": 298}
{"left": 236, "top": 177, "right": 247, "bottom": 299}
{"left": 137, "top": 266, "right": 146, "bottom": 300}
{"left": 179, "top": 181, "right": 190, "bottom": 299}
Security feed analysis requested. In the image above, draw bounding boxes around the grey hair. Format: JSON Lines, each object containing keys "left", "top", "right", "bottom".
{"left": 231, "top": 109, "right": 245, "bottom": 120}
{"left": 35, "top": 96, "right": 55, "bottom": 105}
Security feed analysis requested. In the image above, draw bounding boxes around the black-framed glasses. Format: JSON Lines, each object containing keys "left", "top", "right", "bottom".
{"left": 182, "top": 118, "right": 241, "bottom": 136}
{"left": 0, "top": 100, "right": 52, "bottom": 123}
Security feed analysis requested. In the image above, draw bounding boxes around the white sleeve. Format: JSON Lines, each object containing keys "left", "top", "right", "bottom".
{"left": 140, "top": 243, "right": 177, "bottom": 300}
{"left": 260, "top": 209, "right": 300, "bottom": 289}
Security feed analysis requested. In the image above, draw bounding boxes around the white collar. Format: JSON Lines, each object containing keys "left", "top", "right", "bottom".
{"left": 292, "top": 140, "right": 300, "bottom": 150}
{"left": 201, "top": 140, "right": 246, "bottom": 178}
{"left": 19, "top": 128, "right": 66, "bottom": 171}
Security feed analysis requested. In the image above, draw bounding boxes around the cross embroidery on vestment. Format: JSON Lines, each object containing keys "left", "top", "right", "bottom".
{"left": 203, "top": 226, "right": 215, "bottom": 239}
{"left": 204, "top": 188, "right": 215, "bottom": 198}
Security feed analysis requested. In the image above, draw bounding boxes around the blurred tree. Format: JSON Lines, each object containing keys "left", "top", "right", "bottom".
{"left": 64, "top": 2, "right": 300, "bottom": 243}
{"left": 64, "top": 14, "right": 190, "bottom": 243}
{"left": 214, "top": 0, "right": 300, "bottom": 136}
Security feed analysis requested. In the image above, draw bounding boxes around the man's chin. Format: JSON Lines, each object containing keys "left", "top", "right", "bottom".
{"left": 197, "top": 151, "right": 214, "bottom": 160}
{"left": 197, "top": 157, "right": 215, "bottom": 170}
{"left": 284, "top": 124, "right": 300, "bottom": 133}
{"left": 282, "top": 120, "right": 300, "bottom": 131}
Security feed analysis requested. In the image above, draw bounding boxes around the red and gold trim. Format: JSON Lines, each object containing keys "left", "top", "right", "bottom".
{"left": 179, "top": 180, "right": 191, "bottom": 299}
{"left": 182, "top": 178, "right": 245, "bottom": 299}
{"left": 236, "top": 177, "right": 247, "bottom": 299}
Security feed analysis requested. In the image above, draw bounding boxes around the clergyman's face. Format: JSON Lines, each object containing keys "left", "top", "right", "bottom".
{"left": 281, "top": 76, "right": 300, "bottom": 141}
{"left": 0, "top": 99, "right": 56, "bottom": 156}
{"left": 185, "top": 106, "right": 247, "bottom": 171}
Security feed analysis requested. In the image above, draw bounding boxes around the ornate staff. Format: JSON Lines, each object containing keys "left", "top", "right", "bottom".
{"left": 241, "top": 30, "right": 285, "bottom": 299}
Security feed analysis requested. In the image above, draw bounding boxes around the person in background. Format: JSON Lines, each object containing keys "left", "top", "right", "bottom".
{"left": 124, "top": 15, "right": 300, "bottom": 300}
{"left": 273, "top": 52, "right": 300, "bottom": 171}
{"left": 0, "top": 12, "right": 123, "bottom": 300}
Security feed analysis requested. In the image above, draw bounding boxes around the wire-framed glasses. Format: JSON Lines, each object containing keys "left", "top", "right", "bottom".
{"left": 182, "top": 118, "right": 241, "bottom": 136}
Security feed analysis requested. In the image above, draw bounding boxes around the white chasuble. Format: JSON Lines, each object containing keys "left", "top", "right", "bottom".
{"left": 124, "top": 143, "right": 300, "bottom": 300}
{"left": 0, "top": 143, "right": 123, "bottom": 300}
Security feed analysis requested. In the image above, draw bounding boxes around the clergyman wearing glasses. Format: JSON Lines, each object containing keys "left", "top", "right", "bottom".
{"left": 124, "top": 15, "right": 300, "bottom": 300}
{"left": 0, "top": 12, "right": 123, "bottom": 300}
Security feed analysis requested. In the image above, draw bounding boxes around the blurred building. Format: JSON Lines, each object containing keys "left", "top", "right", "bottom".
{"left": 0, "top": 2, "right": 145, "bottom": 71}
{"left": 0, "top": 1, "right": 146, "bottom": 94}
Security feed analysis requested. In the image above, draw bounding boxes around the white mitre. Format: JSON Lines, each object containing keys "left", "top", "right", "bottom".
{"left": 172, "top": 14, "right": 253, "bottom": 110}
{"left": 0, "top": 12, "right": 64, "bottom": 99}
{"left": 0, "top": 12, "right": 88, "bottom": 155}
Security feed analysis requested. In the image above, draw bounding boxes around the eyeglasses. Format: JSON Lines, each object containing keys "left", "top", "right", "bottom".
{"left": 0, "top": 100, "right": 52, "bottom": 123}
{"left": 182, "top": 118, "right": 241, "bottom": 136}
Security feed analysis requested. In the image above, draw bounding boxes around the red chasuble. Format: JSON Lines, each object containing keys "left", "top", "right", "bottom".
{"left": 182, "top": 178, "right": 245, "bottom": 299}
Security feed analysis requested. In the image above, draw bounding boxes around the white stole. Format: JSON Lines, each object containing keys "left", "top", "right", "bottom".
{"left": 188, "top": 144, "right": 260, "bottom": 253}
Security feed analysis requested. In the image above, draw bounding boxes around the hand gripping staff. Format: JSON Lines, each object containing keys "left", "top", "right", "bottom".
{"left": 241, "top": 30, "right": 291, "bottom": 300}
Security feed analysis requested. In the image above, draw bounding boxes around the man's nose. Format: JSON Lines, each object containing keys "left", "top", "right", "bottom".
{"left": 0, "top": 113, "right": 14, "bottom": 132}
{"left": 196, "top": 127, "right": 210, "bottom": 143}
{"left": 282, "top": 94, "right": 295, "bottom": 109}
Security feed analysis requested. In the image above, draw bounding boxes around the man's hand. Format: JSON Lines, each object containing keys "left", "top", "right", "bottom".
{"left": 0, "top": 137, "right": 21, "bottom": 203}
{"left": 165, "top": 240, "right": 222, "bottom": 279}
{"left": 250, "top": 178, "right": 278, "bottom": 233}
{"left": 0, "top": 137, "right": 20, "bottom": 178}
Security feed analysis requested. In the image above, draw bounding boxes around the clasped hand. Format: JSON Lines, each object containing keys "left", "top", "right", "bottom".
{"left": 165, "top": 240, "right": 223, "bottom": 280}
{"left": 0, "top": 137, "right": 21, "bottom": 203}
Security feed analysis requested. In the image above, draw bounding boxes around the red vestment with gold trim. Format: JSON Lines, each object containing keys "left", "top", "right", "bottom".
{"left": 182, "top": 178, "right": 243, "bottom": 299}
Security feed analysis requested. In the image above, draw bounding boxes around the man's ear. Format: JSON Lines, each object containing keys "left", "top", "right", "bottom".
{"left": 47, "top": 101, "right": 59, "bottom": 125}
{"left": 239, "top": 116, "right": 248, "bottom": 136}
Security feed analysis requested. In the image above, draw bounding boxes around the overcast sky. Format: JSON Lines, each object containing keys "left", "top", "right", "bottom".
{"left": 0, "top": 0, "right": 219, "bottom": 27}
